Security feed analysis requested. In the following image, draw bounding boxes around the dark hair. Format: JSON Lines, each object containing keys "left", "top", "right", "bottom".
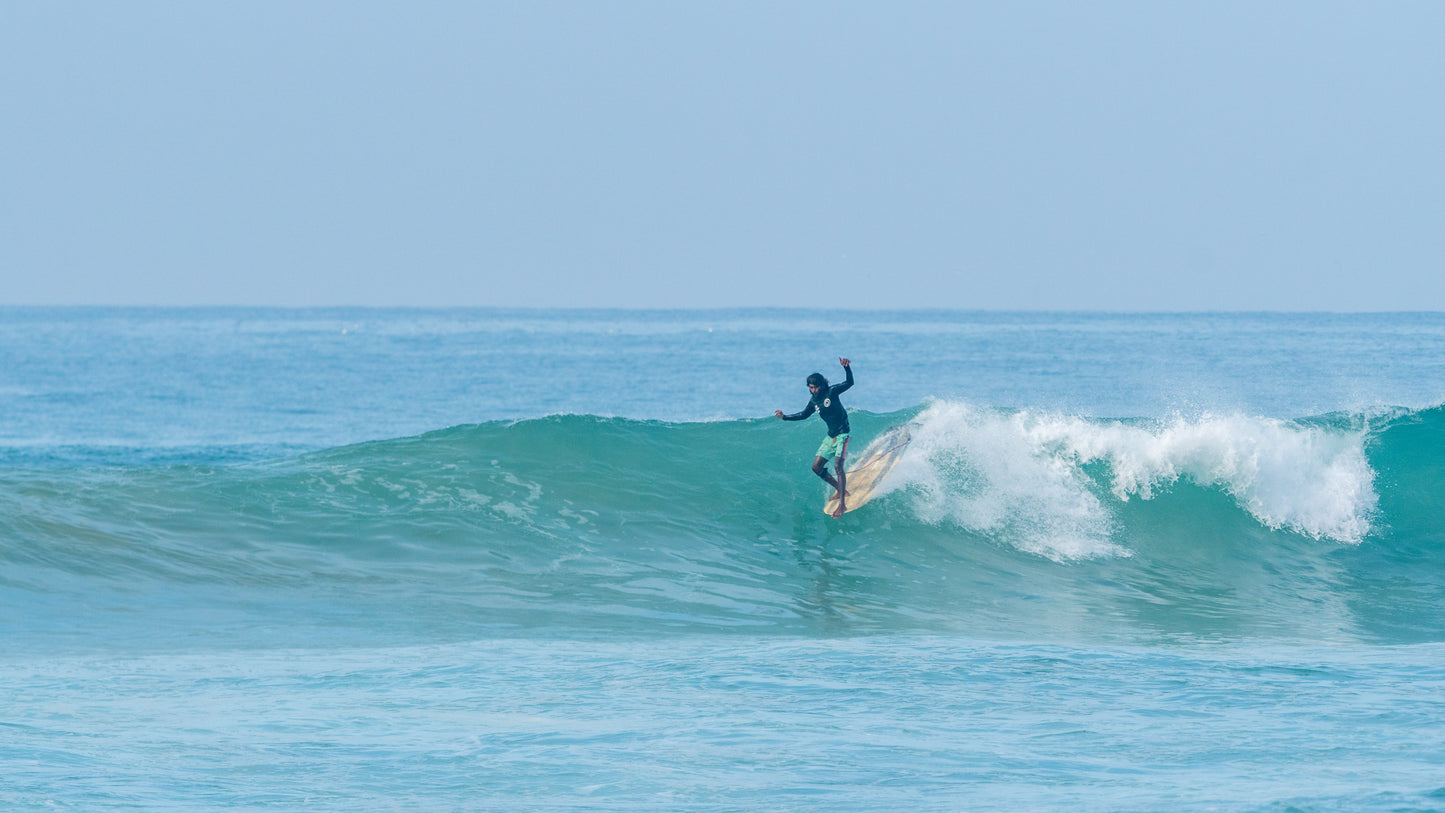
{"left": 807, "top": 373, "right": 828, "bottom": 388}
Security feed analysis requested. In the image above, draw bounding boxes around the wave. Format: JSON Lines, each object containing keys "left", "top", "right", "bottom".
{"left": 897, "top": 401, "right": 1381, "bottom": 558}
{"left": 3, "top": 403, "right": 1445, "bottom": 645}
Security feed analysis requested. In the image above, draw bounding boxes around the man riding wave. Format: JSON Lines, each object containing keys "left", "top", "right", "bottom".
{"left": 775, "top": 357, "right": 853, "bottom": 517}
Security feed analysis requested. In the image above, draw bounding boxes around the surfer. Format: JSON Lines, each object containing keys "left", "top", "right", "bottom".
{"left": 775, "top": 358, "right": 853, "bottom": 517}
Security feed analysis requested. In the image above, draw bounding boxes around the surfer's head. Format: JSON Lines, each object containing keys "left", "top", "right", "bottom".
{"left": 807, "top": 373, "right": 828, "bottom": 394}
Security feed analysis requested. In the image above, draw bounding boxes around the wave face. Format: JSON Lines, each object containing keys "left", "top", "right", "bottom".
{"left": 4, "top": 402, "right": 1445, "bottom": 649}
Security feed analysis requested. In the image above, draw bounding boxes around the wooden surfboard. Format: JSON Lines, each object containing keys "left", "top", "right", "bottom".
{"left": 824, "top": 426, "right": 912, "bottom": 516}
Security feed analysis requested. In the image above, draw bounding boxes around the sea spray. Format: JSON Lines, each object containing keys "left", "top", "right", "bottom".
{"left": 894, "top": 402, "right": 1123, "bottom": 560}
{"left": 893, "top": 401, "right": 1378, "bottom": 559}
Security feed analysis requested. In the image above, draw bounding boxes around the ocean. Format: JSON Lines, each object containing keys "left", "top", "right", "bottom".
{"left": 3, "top": 308, "right": 1445, "bottom": 811}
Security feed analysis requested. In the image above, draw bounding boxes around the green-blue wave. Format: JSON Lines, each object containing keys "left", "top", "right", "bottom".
{"left": 3, "top": 405, "right": 1444, "bottom": 645}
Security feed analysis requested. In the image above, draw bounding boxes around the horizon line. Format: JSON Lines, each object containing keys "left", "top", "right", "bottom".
{"left": 2, "top": 304, "right": 1443, "bottom": 316}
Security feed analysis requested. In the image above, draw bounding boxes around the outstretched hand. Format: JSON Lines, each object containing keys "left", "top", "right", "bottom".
{"left": 774, "top": 409, "right": 785, "bottom": 419}
{"left": 839, "top": 357, "right": 851, "bottom": 367}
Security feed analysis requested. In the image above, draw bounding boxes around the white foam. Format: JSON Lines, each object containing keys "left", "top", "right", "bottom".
{"left": 894, "top": 401, "right": 1378, "bottom": 559}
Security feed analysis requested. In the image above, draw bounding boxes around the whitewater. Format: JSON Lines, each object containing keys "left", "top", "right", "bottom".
{"left": 4, "top": 308, "right": 1445, "bottom": 811}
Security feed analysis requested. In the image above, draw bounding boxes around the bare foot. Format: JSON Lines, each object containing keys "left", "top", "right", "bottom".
{"left": 831, "top": 503, "right": 846, "bottom": 517}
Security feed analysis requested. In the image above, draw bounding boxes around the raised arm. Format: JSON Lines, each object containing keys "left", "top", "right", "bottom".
{"left": 832, "top": 358, "right": 854, "bottom": 395}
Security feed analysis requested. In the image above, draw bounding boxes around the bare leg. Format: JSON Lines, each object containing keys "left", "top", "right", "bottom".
{"left": 832, "top": 454, "right": 848, "bottom": 517}
{"left": 812, "top": 456, "right": 841, "bottom": 491}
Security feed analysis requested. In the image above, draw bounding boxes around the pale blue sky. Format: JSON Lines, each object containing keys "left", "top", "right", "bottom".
{"left": 4, "top": 2, "right": 1443, "bottom": 309}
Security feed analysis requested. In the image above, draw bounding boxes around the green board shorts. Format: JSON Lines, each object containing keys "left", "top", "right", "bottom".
{"left": 815, "top": 433, "right": 851, "bottom": 462}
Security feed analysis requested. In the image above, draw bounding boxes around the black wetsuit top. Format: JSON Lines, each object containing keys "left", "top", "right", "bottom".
{"left": 782, "top": 365, "right": 854, "bottom": 437}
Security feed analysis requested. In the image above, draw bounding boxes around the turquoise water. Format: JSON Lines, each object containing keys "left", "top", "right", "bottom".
{"left": 4, "top": 309, "right": 1445, "bottom": 810}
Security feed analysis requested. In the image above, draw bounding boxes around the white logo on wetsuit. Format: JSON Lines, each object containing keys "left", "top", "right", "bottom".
{"left": 823, "top": 398, "right": 831, "bottom": 408}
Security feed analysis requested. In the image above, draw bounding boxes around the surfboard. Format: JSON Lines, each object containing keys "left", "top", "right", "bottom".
{"left": 823, "top": 425, "right": 912, "bottom": 516}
